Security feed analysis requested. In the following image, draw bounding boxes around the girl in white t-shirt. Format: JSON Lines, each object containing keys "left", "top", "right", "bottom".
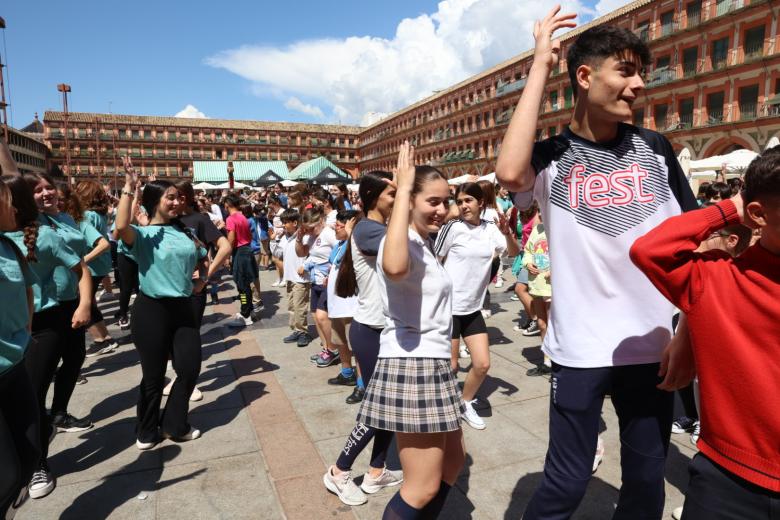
{"left": 435, "top": 182, "right": 519, "bottom": 431}
{"left": 357, "top": 142, "right": 465, "bottom": 518}
{"left": 268, "top": 197, "right": 286, "bottom": 287}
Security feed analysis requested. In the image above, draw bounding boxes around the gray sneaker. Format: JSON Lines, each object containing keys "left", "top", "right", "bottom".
{"left": 323, "top": 466, "right": 367, "bottom": 506}
{"left": 360, "top": 468, "right": 404, "bottom": 494}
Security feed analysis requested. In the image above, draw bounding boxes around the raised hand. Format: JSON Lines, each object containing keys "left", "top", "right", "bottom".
{"left": 122, "top": 156, "right": 138, "bottom": 189}
{"left": 396, "top": 141, "right": 416, "bottom": 193}
{"left": 533, "top": 5, "right": 577, "bottom": 70}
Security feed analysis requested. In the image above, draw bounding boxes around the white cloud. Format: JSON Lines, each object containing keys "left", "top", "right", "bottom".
{"left": 284, "top": 97, "right": 325, "bottom": 119}
{"left": 595, "top": 0, "right": 633, "bottom": 16}
{"left": 206, "top": 0, "right": 596, "bottom": 125}
{"left": 174, "top": 104, "right": 208, "bottom": 118}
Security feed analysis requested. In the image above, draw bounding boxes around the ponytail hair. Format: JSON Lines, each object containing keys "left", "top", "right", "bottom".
{"left": 412, "top": 165, "right": 447, "bottom": 196}
{"left": 359, "top": 171, "right": 392, "bottom": 211}
{"left": 334, "top": 211, "right": 363, "bottom": 298}
{"left": 1, "top": 175, "right": 40, "bottom": 262}
{"left": 58, "top": 183, "right": 85, "bottom": 223}
{"left": 477, "top": 179, "right": 497, "bottom": 209}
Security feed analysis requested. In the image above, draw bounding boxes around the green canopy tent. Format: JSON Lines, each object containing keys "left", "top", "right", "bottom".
{"left": 289, "top": 156, "right": 350, "bottom": 184}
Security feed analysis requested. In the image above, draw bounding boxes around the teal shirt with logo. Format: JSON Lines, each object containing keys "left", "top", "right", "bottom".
{"left": 122, "top": 224, "right": 206, "bottom": 298}
{"left": 0, "top": 239, "right": 35, "bottom": 375}
{"left": 41, "top": 213, "right": 88, "bottom": 302}
{"left": 82, "top": 210, "right": 112, "bottom": 277}
{"left": 2, "top": 225, "right": 80, "bottom": 312}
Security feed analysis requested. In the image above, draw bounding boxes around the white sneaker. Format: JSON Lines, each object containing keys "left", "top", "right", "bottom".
{"left": 672, "top": 506, "right": 684, "bottom": 520}
{"left": 323, "top": 466, "right": 367, "bottom": 506}
{"left": 136, "top": 438, "right": 157, "bottom": 450}
{"left": 271, "top": 280, "right": 284, "bottom": 287}
{"left": 458, "top": 344, "right": 470, "bottom": 359}
{"left": 360, "top": 468, "right": 403, "bottom": 494}
{"left": 189, "top": 387, "right": 203, "bottom": 402}
{"left": 592, "top": 436, "right": 605, "bottom": 473}
{"left": 462, "top": 399, "right": 486, "bottom": 430}
{"left": 480, "top": 309, "right": 492, "bottom": 319}
{"left": 28, "top": 467, "right": 55, "bottom": 499}
{"left": 226, "top": 313, "right": 252, "bottom": 327}
{"left": 495, "top": 279, "right": 504, "bottom": 288}
{"left": 690, "top": 421, "right": 700, "bottom": 445}
{"left": 164, "top": 427, "right": 201, "bottom": 442}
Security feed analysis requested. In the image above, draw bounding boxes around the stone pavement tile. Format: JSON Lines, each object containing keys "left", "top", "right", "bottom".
{"left": 167, "top": 406, "right": 259, "bottom": 468}
{"left": 274, "top": 473, "right": 354, "bottom": 520}
{"left": 16, "top": 463, "right": 160, "bottom": 520}
{"left": 156, "top": 453, "right": 284, "bottom": 520}
{"left": 461, "top": 416, "right": 548, "bottom": 473}
{"left": 252, "top": 417, "right": 325, "bottom": 481}
{"left": 187, "top": 374, "right": 246, "bottom": 414}
{"left": 293, "top": 391, "right": 366, "bottom": 442}
{"left": 492, "top": 395, "right": 550, "bottom": 439}
{"left": 49, "top": 416, "right": 163, "bottom": 487}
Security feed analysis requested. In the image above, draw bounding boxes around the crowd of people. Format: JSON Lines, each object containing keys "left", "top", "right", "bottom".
{"left": 1, "top": 10, "right": 779, "bottom": 520}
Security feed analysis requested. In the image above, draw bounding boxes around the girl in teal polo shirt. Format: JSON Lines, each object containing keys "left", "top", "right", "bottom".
{"left": 117, "top": 156, "right": 207, "bottom": 450}
{"left": 74, "top": 180, "right": 116, "bottom": 356}
{"left": 26, "top": 172, "right": 95, "bottom": 434}
{"left": 1, "top": 175, "right": 83, "bottom": 500}
{"left": 0, "top": 179, "right": 39, "bottom": 519}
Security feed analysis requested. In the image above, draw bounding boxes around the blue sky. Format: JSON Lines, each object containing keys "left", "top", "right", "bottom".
{"left": 4, "top": 0, "right": 624, "bottom": 128}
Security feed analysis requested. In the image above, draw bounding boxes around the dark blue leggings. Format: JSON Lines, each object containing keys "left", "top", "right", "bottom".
{"left": 524, "top": 362, "right": 673, "bottom": 520}
{"left": 336, "top": 321, "right": 394, "bottom": 472}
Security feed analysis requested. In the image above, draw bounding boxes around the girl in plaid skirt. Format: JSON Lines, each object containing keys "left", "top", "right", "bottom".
{"left": 357, "top": 142, "right": 466, "bottom": 519}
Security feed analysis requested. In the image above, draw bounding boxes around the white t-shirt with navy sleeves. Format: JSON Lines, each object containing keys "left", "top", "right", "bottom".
{"left": 513, "top": 123, "right": 697, "bottom": 368}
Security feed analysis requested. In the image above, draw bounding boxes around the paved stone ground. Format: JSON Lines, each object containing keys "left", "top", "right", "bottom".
{"left": 17, "top": 268, "right": 697, "bottom": 519}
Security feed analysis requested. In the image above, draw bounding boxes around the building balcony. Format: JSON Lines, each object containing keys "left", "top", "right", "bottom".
{"left": 740, "top": 102, "right": 757, "bottom": 120}
{"left": 646, "top": 67, "right": 677, "bottom": 88}
{"left": 495, "top": 78, "right": 527, "bottom": 97}
{"left": 759, "top": 98, "right": 780, "bottom": 117}
{"left": 744, "top": 40, "right": 764, "bottom": 60}
{"left": 715, "top": 0, "right": 743, "bottom": 17}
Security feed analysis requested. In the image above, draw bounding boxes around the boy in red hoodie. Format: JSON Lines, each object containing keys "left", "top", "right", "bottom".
{"left": 630, "top": 150, "right": 780, "bottom": 519}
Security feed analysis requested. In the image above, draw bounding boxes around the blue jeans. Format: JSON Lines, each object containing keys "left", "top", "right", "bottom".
{"left": 524, "top": 362, "right": 673, "bottom": 520}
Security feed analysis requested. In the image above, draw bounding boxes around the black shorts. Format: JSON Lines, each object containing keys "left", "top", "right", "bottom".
{"left": 452, "top": 311, "right": 487, "bottom": 339}
{"left": 310, "top": 284, "right": 328, "bottom": 312}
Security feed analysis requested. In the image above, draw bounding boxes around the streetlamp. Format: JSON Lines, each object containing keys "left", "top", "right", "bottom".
{"left": 0, "top": 17, "right": 9, "bottom": 140}
{"left": 227, "top": 160, "right": 235, "bottom": 190}
{"left": 57, "top": 83, "right": 72, "bottom": 183}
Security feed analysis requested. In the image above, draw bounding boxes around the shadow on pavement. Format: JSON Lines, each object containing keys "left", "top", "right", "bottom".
{"left": 504, "top": 471, "right": 619, "bottom": 519}
{"left": 59, "top": 445, "right": 205, "bottom": 520}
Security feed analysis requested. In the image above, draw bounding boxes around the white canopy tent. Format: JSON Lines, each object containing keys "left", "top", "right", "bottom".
{"left": 448, "top": 172, "right": 496, "bottom": 185}
{"left": 215, "top": 181, "right": 249, "bottom": 189}
{"left": 766, "top": 136, "right": 780, "bottom": 150}
{"left": 280, "top": 179, "right": 298, "bottom": 187}
{"left": 688, "top": 149, "right": 758, "bottom": 177}
{"left": 193, "top": 182, "right": 217, "bottom": 191}
{"left": 347, "top": 183, "right": 360, "bottom": 192}
{"left": 478, "top": 172, "right": 496, "bottom": 183}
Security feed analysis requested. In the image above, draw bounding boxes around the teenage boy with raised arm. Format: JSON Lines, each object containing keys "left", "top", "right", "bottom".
{"left": 496, "top": 7, "right": 698, "bottom": 519}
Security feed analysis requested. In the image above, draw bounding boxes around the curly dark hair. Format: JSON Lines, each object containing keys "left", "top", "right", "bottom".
{"left": 744, "top": 146, "right": 780, "bottom": 204}
{"left": 1, "top": 175, "right": 40, "bottom": 261}
{"left": 567, "top": 25, "right": 651, "bottom": 100}
{"left": 75, "top": 180, "right": 109, "bottom": 215}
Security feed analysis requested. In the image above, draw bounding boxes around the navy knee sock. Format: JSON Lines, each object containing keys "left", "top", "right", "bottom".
{"left": 382, "top": 491, "right": 422, "bottom": 520}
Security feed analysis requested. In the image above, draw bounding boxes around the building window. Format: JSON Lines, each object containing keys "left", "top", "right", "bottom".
{"left": 744, "top": 26, "right": 765, "bottom": 59}
{"left": 550, "top": 90, "right": 559, "bottom": 111}
{"left": 686, "top": 1, "right": 702, "bottom": 28}
{"left": 548, "top": 126, "right": 557, "bottom": 137}
{"left": 679, "top": 98, "right": 694, "bottom": 128}
{"left": 636, "top": 20, "right": 650, "bottom": 42}
{"left": 683, "top": 46, "right": 698, "bottom": 77}
{"left": 711, "top": 37, "right": 729, "bottom": 70}
{"left": 660, "top": 11, "right": 675, "bottom": 37}
{"left": 633, "top": 107, "right": 645, "bottom": 126}
{"left": 655, "top": 104, "right": 669, "bottom": 130}
{"left": 564, "top": 86, "right": 573, "bottom": 108}
{"left": 739, "top": 85, "right": 758, "bottom": 120}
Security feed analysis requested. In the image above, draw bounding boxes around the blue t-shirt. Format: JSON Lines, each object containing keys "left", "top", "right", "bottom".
{"left": 3, "top": 225, "right": 81, "bottom": 312}
{"left": 0, "top": 239, "right": 35, "bottom": 375}
{"left": 82, "top": 210, "right": 112, "bottom": 277}
{"left": 122, "top": 224, "right": 206, "bottom": 298}
{"left": 248, "top": 217, "right": 261, "bottom": 254}
{"left": 42, "top": 213, "right": 89, "bottom": 302}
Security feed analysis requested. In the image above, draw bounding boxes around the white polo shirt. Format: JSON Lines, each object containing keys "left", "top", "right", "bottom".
{"left": 351, "top": 219, "right": 387, "bottom": 328}
{"left": 377, "top": 228, "right": 453, "bottom": 359}
{"left": 282, "top": 233, "right": 313, "bottom": 284}
{"left": 435, "top": 219, "right": 507, "bottom": 315}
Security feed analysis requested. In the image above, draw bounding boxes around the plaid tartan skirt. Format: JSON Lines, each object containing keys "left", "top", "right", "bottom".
{"left": 356, "top": 357, "right": 465, "bottom": 433}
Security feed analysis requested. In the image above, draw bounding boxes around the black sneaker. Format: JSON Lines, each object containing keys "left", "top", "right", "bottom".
{"left": 85, "top": 339, "right": 118, "bottom": 357}
{"left": 118, "top": 317, "right": 130, "bottom": 330}
{"left": 296, "top": 333, "right": 313, "bottom": 347}
{"left": 51, "top": 412, "right": 94, "bottom": 433}
{"left": 345, "top": 387, "right": 365, "bottom": 404}
{"left": 521, "top": 321, "right": 541, "bottom": 336}
{"left": 672, "top": 416, "right": 697, "bottom": 434}
{"left": 76, "top": 375, "right": 88, "bottom": 385}
{"left": 282, "top": 331, "right": 302, "bottom": 343}
{"left": 328, "top": 372, "right": 357, "bottom": 386}
{"left": 28, "top": 464, "right": 55, "bottom": 499}
{"left": 526, "top": 364, "right": 552, "bottom": 377}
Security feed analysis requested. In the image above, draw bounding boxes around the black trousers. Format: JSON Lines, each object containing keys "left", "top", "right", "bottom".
{"left": 336, "top": 321, "right": 394, "bottom": 472}
{"left": 117, "top": 253, "right": 139, "bottom": 320}
{"left": 88, "top": 275, "right": 104, "bottom": 325}
{"left": 26, "top": 305, "right": 68, "bottom": 462}
{"left": 0, "top": 362, "right": 40, "bottom": 518}
{"left": 131, "top": 292, "right": 202, "bottom": 442}
{"left": 50, "top": 298, "right": 87, "bottom": 416}
{"left": 524, "top": 362, "right": 673, "bottom": 520}
{"left": 682, "top": 453, "right": 780, "bottom": 520}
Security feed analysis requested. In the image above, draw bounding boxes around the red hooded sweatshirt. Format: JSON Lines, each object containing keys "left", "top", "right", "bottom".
{"left": 630, "top": 199, "right": 780, "bottom": 491}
